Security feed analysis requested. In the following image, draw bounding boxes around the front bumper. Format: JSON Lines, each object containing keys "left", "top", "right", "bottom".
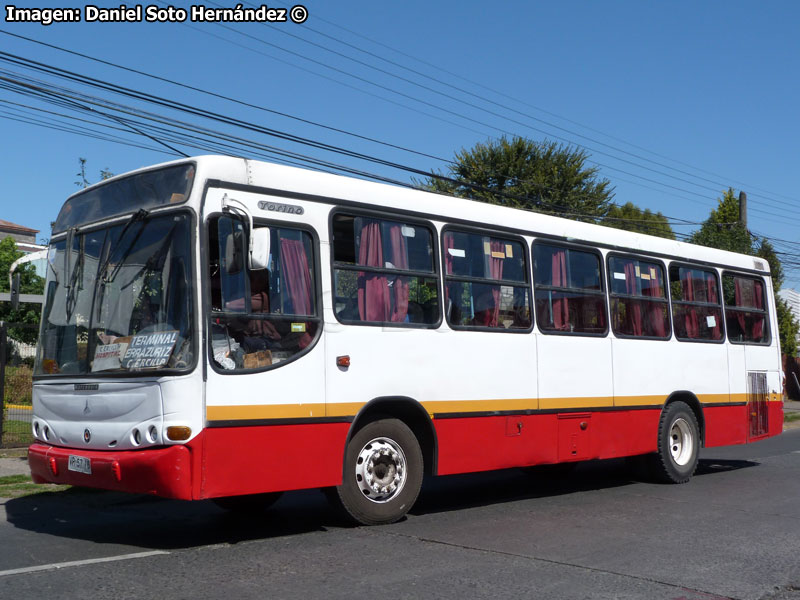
{"left": 28, "top": 442, "right": 194, "bottom": 500}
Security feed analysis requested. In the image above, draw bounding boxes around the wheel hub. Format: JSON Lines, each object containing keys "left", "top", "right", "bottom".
{"left": 669, "top": 417, "right": 694, "bottom": 466}
{"left": 355, "top": 437, "right": 407, "bottom": 503}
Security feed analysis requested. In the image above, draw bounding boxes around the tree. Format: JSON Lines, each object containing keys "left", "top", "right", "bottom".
{"left": 0, "top": 236, "right": 45, "bottom": 343}
{"left": 603, "top": 202, "right": 675, "bottom": 240}
{"left": 422, "top": 136, "right": 614, "bottom": 221}
{"left": 690, "top": 188, "right": 799, "bottom": 356}
{"left": 75, "top": 157, "right": 114, "bottom": 189}
{"left": 689, "top": 189, "right": 752, "bottom": 254}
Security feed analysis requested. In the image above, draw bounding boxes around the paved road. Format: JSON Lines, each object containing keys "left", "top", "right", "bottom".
{"left": 1, "top": 430, "right": 799, "bottom": 600}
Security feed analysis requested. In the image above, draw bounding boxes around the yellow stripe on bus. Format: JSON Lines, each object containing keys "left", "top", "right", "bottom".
{"left": 206, "top": 392, "right": 760, "bottom": 422}
{"left": 206, "top": 403, "right": 326, "bottom": 420}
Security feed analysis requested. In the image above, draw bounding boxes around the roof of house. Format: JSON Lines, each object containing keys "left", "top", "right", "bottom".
{"left": 0, "top": 220, "right": 39, "bottom": 235}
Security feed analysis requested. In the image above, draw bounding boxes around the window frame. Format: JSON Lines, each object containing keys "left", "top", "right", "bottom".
{"left": 441, "top": 224, "right": 533, "bottom": 333}
{"left": 34, "top": 206, "right": 200, "bottom": 381}
{"left": 205, "top": 212, "right": 324, "bottom": 375}
{"left": 721, "top": 270, "right": 772, "bottom": 346}
{"left": 606, "top": 251, "right": 672, "bottom": 341}
{"left": 532, "top": 240, "right": 609, "bottom": 338}
{"left": 668, "top": 262, "right": 725, "bottom": 344}
{"left": 329, "top": 208, "right": 442, "bottom": 329}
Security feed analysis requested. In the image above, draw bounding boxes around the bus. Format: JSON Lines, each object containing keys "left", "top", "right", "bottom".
{"left": 28, "top": 156, "right": 783, "bottom": 525}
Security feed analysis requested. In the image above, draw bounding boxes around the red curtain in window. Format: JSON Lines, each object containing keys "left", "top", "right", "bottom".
{"left": 388, "top": 225, "right": 409, "bottom": 323}
{"left": 279, "top": 237, "right": 314, "bottom": 349}
{"left": 644, "top": 266, "right": 666, "bottom": 337}
{"left": 486, "top": 240, "right": 505, "bottom": 327}
{"left": 357, "top": 220, "right": 390, "bottom": 321}
{"left": 624, "top": 262, "right": 644, "bottom": 336}
{"left": 279, "top": 238, "right": 312, "bottom": 315}
{"left": 706, "top": 273, "right": 721, "bottom": 339}
{"left": 681, "top": 270, "right": 700, "bottom": 339}
{"left": 733, "top": 277, "right": 747, "bottom": 336}
{"left": 443, "top": 233, "right": 455, "bottom": 319}
{"left": 752, "top": 279, "right": 764, "bottom": 340}
{"left": 552, "top": 249, "right": 569, "bottom": 330}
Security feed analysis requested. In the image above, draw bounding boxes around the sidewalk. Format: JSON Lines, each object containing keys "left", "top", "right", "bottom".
{"left": 0, "top": 449, "right": 29, "bottom": 478}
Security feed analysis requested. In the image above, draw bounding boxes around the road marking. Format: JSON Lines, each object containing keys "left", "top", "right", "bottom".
{"left": 0, "top": 550, "right": 169, "bottom": 578}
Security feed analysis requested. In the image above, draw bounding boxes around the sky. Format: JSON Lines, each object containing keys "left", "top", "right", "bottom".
{"left": 2, "top": 1, "right": 800, "bottom": 285}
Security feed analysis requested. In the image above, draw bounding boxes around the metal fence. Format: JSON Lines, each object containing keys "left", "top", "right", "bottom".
{"left": 1, "top": 321, "right": 37, "bottom": 448}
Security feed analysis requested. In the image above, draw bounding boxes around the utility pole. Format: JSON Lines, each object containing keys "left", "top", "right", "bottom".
{"left": 739, "top": 191, "right": 748, "bottom": 229}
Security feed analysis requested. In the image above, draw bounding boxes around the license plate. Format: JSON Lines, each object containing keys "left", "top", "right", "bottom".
{"left": 68, "top": 455, "right": 92, "bottom": 475}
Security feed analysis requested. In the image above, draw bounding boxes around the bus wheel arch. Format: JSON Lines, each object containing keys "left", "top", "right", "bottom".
{"left": 664, "top": 391, "right": 705, "bottom": 447}
{"left": 328, "top": 397, "right": 435, "bottom": 525}
{"left": 347, "top": 396, "right": 437, "bottom": 477}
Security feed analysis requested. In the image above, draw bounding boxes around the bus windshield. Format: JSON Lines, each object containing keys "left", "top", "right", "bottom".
{"left": 35, "top": 212, "right": 194, "bottom": 376}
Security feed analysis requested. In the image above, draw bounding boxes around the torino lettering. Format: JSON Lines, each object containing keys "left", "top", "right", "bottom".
{"left": 258, "top": 201, "right": 304, "bottom": 215}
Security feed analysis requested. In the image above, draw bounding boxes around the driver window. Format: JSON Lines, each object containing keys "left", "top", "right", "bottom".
{"left": 208, "top": 216, "right": 319, "bottom": 372}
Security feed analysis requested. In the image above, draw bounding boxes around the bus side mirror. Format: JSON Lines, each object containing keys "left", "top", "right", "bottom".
{"left": 250, "top": 227, "right": 271, "bottom": 270}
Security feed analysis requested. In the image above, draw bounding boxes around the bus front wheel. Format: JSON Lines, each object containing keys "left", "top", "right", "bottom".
{"left": 649, "top": 401, "right": 700, "bottom": 484}
{"left": 332, "top": 418, "right": 423, "bottom": 525}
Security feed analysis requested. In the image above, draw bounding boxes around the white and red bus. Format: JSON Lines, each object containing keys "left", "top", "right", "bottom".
{"left": 29, "top": 156, "right": 783, "bottom": 524}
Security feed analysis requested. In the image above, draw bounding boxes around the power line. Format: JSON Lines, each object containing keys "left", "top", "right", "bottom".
{"left": 308, "top": 9, "right": 800, "bottom": 211}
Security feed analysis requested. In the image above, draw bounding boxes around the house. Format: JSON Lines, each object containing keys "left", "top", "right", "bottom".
{"left": 0, "top": 219, "right": 44, "bottom": 254}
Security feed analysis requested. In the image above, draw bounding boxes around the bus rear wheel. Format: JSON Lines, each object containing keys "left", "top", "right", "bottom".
{"left": 332, "top": 418, "right": 423, "bottom": 525}
{"left": 649, "top": 401, "right": 700, "bottom": 484}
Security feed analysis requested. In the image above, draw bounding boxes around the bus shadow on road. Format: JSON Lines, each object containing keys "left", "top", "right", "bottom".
{"left": 4, "top": 457, "right": 759, "bottom": 546}
{"left": 409, "top": 456, "right": 759, "bottom": 516}
{"left": 4, "top": 487, "right": 341, "bottom": 550}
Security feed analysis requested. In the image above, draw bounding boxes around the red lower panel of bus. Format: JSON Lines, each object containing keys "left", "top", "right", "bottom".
{"left": 704, "top": 404, "right": 749, "bottom": 447}
{"left": 27, "top": 402, "right": 782, "bottom": 499}
{"left": 433, "top": 402, "right": 783, "bottom": 476}
{"left": 434, "top": 410, "right": 662, "bottom": 476}
{"left": 198, "top": 423, "right": 350, "bottom": 499}
{"left": 28, "top": 422, "right": 351, "bottom": 501}
{"left": 28, "top": 442, "right": 193, "bottom": 499}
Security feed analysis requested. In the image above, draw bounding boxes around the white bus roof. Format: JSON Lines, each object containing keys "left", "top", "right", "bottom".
{"left": 73, "top": 155, "right": 770, "bottom": 276}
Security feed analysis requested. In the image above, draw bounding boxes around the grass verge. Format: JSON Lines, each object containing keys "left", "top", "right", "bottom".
{"left": 0, "top": 474, "right": 70, "bottom": 499}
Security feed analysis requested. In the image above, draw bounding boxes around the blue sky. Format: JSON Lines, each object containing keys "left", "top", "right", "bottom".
{"left": 2, "top": 1, "right": 799, "bottom": 284}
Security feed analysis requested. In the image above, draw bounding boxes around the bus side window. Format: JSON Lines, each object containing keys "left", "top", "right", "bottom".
{"left": 208, "top": 216, "right": 319, "bottom": 372}
{"left": 332, "top": 213, "right": 439, "bottom": 326}
{"left": 670, "top": 265, "right": 723, "bottom": 342}
{"left": 723, "top": 273, "right": 769, "bottom": 344}
{"left": 533, "top": 243, "right": 607, "bottom": 335}
{"left": 608, "top": 255, "right": 670, "bottom": 339}
{"left": 214, "top": 216, "right": 248, "bottom": 313}
{"left": 443, "top": 229, "right": 531, "bottom": 330}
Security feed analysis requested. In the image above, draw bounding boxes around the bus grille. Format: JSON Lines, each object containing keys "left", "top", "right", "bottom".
{"left": 747, "top": 372, "right": 769, "bottom": 438}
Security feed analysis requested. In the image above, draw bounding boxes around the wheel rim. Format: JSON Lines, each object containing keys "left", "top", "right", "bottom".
{"left": 354, "top": 436, "right": 407, "bottom": 503}
{"left": 669, "top": 418, "right": 694, "bottom": 466}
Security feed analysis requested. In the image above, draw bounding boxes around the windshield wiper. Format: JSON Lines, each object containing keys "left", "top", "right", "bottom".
{"left": 64, "top": 229, "right": 84, "bottom": 320}
{"left": 95, "top": 209, "right": 149, "bottom": 321}
{"left": 98, "top": 209, "right": 150, "bottom": 284}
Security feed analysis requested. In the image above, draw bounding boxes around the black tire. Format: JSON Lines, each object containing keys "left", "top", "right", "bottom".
{"left": 648, "top": 401, "right": 700, "bottom": 484}
{"left": 212, "top": 492, "right": 283, "bottom": 512}
{"left": 331, "top": 418, "right": 423, "bottom": 525}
